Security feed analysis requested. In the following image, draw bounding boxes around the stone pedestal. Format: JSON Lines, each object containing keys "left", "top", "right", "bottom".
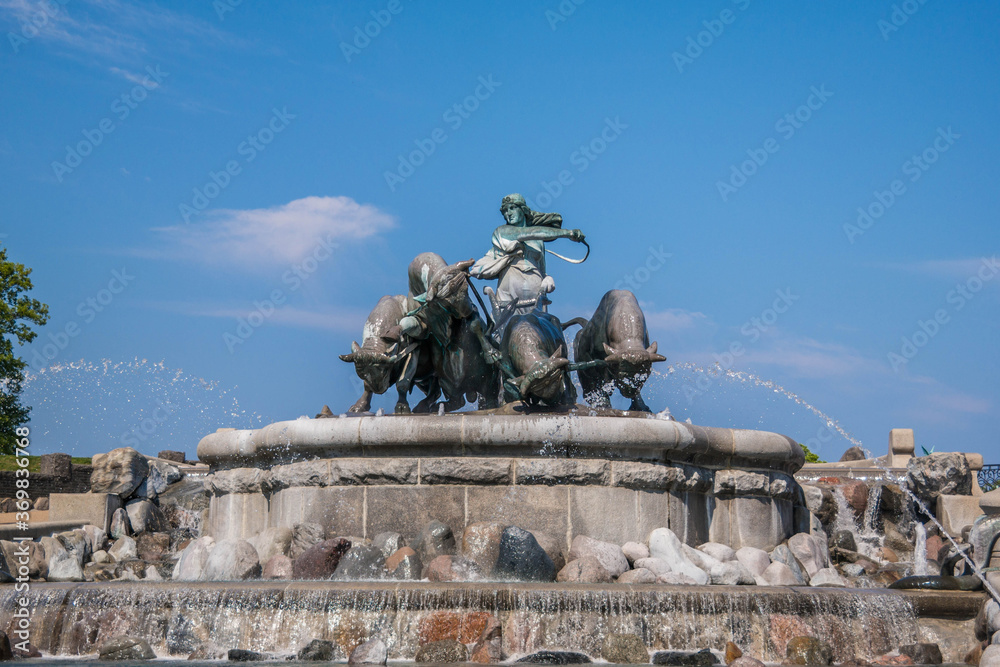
{"left": 888, "top": 429, "right": 915, "bottom": 468}
{"left": 48, "top": 493, "right": 121, "bottom": 532}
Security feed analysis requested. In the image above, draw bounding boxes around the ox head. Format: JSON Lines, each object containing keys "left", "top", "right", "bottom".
{"left": 425, "top": 259, "right": 476, "bottom": 319}
{"left": 514, "top": 345, "right": 571, "bottom": 405}
{"left": 339, "top": 340, "right": 405, "bottom": 394}
{"left": 602, "top": 341, "right": 666, "bottom": 398}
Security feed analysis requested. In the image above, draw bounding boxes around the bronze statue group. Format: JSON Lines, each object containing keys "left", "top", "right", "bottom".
{"left": 339, "top": 194, "right": 665, "bottom": 414}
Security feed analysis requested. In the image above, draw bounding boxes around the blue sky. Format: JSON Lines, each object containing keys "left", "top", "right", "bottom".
{"left": 1, "top": 0, "right": 997, "bottom": 462}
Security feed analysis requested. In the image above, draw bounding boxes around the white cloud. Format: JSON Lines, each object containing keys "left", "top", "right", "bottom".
{"left": 741, "top": 336, "right": 872, "bottom": 378}
{"left": 142, "top": 300, "right": 367, "bottom": 334}
{"left": 153, "top": 196, "right": 395, "bottom": 267}
{"left": 881, "top": 256, "right": 1000, "bottom": 280}
{"left": 643, "top": 307, "right": 712, "bottom": 333}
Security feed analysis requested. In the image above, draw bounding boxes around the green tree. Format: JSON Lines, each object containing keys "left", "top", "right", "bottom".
{"left": 799, "top": 442, "right": 826, "bottom": 464}
{"left": 0, "top": 246, "right": 49, "bottom": 455}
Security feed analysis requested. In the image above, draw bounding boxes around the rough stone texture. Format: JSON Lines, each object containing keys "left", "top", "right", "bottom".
{"left": 108, "top": 535, "right": 138, "bottom": 561}
{"left": 735, "top": 546, "right": 771, "bottom": 576}
{"left": 332, "top": 459, "right": 419, "bottom": 486}
{"left": 262, "top": 554, "right": 292, "bottom": 579}
{"left": 412, "top": 520, "right": 457, "bottom": 565}
{"left": 206, "top": 468, "right": 270, "bottom": 495}
{"left": 617, "top": 567, "right": 656, "bottom": 584}
{"left": 769, "top": 545, "right": 809, "bottom": 584}
{"left": 682, "top": 543, "right": 722, "bottom": 573}
{"left": 298, "top": 639, "right": 335, "bottom": 661}
{"left": 109, "top": 507, "right": 131, "bottom": 539}
{"left": 248, "top": 526, "right": 292, "bottom": 564}
{"left": 655, "top": 572, "right": 699, "bottom": 584}
{"left": 831, "top": 529, "right": 858, "bottom": 552}
{"left": 424, "top": 555, "right": 481, "bottom": 582}
{"left": 787, "top": 532, "right": 826, "bottom": 576}
{"left": 906, "top": 453, "right": 973, "bottom": 506}
{"left": 839, "top": 446, "right": 866, "bottom": 462}
{"left": 762, "top": 561, "right": 800, "bottom": 586}
{"left": 228, "top": 648, "right": 266, "bottom": 661}
{"left": 809, "top": 567, "right": 849, "bottom": 587}
{"left": 125, "top": 499, "right": 166, "bottom": 534}
{"left": 136, "top": 532, "right": 170, "bottom": 561}
{"left": 622, "top": 541, "right": 649, "bottom": 564}
{"left": 415, "top": 640, "right": 468, "bottom": 663}
{"left": 937, "top": 494, "right": 983, "bottom": 536}
{"left": 652, "top": 649, "right": 718, "bottom": 666}
{"left": 785, "top": 637, "right": 833, "bottom": 665}
{"left": 515, "top": 650, "right": 593, "bottom": 664}
{"left": 697, "top": 542, "right": 736, "bottom": 563}
{"left": 40, "top": 452, "right": 73, "bottom": 478}
{"left": 557, "top": 557, "right": 612, "bottom": 583}
{"left": 42, "top": 536, "right": 83, "bottom": 581}
{"left": 801, "top": 485, "right": 824, "bottom": 514}
{"left": 386, "top": 546, "right": 417, "bottom": 570}
{"left": 333, "top": 544, "right": 386, "bottom": 580}
{"left": 98, "top": 636, "right": 156, "bottom": 660}
{"left": 372, "top": 531, "right": 405, "bottom": 559}
{"left": 418, "top": 611, "right": 460, "bottom": 644}
{"left": 568, "top": 535, "right": 629, "bottom": 578}
{"left": 421, "top": 458, "right": 513, "bottom": 485}
{"left": 462, "top": 522, "right": 506, "bottom": 575}
{"left": 495, "top": 526, "right": 555, "bottom": 582}
{"left": 200, "top": 538, "right": 260, "bottom": 580}
{"left": 516, "top": 459, "right": 610, "bottom": 486}
{"left": 171, "top": 536, "right": 214, "bottom": 580}
{"left": 634, "top": 557, "right": 673, "bottom": 577}
{"left": 648, "top": 528, "right": 708, "bottom": 584}
{"left": 57, "top": 529, "right": 90, "bottom": 566}
{"left": 601, "top": 633, "right": 648, "bottom": 664}
{"left": 349, "top": 638, "right": 388, "bottom": 665}
{"left": 269, "top": 461, "right": 329, "bottom": 491}
{"left": 90, "top": 448, "right": 148, "bottom": 496}
{"left": 158, "top": 450, "right": 186, "bottom": 463}
{"left": 293, "top": 538, "right": 351, "bottom": 579}
{"left": 290, "top": 522, "right": 326, "bottom": 560}
{"left": 708, "top": 561, "right": 755, "bottom": 585}
{"left": 899, "top": 643, "right": 942, "bottom": 665}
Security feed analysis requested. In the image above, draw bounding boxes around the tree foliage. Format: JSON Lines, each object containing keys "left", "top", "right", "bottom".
{"left": 0, "top": 246, "right": 49, "bottom": 455}
{"left": 799, "top": 442, "right": 826, "bottom": 464}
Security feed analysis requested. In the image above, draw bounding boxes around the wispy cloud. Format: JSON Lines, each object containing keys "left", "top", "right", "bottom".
{"left": 145, "top": 300, "right": 366, "bottom": 333}
{"left": 152, "top": 195, "right": 396, "bottom": 267}
{"left": 880, "top": 256, "right": 1000, "bottom": 280}
{"left": 644, "top": 307, "right": 712, "bottom": 333}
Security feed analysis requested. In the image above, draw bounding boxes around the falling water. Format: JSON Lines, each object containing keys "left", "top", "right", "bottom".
{"left": 913, "top": 523, "right": 930, "bottom": 576}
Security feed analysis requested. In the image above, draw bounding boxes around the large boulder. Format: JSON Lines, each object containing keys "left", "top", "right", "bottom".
{"left": 108, "top": 535, "right": 138, "bottom": 562}
{"left": 411, "top": 520, "right": 457, "bottom": 565}
{"left": 262, "top": 554, "right": 293, "bottom": 580}
{"left": 56, "top": 529, "right": 91, "bottom": 567}
{"left": 40, "top": 536, "right": 83, "bottom": 582}
{"left": 91, "top": 448, "right": 149, "bottom": 497}
{"left": 648, "top": 528, "right": 708, "bottom": 585}
{"left": 297, "top": 639, "right": 335, "bottom": 661}
{"left": 125, "top": 499, "right": 167, "bottom": 534}
{"left": 293, "top": 538, "right": 351, "bottom": 579}
{"left": 906, "top": 453, "right": 973, "bottom": 507}
{"left": 568, "top": 535, "right": 629, "bottom": 578}
{"left": 424, "top": 555, "right": 482, "bottom": 582}
{"left": 735, "top": 547, "right": 771, "bottom": 577}
{"left": 386, "top": 547, "right": 422, "bottom": 580}
{"left": 98, "top": 636, "right": 155, "bottom": 660}
{"left": 462, "top": 522, "right": 505, "bottom": 574}
{"left": 769, "top": 545, "right": 809, "bottom": 584}
{"left": 372, "top": 532, "right": 405, "bottom": 559}
{"left": 787, "top": 533, "right": 827, "bottom": 577}
{"left": 290, "top": 523, "right": 325, "bottom": 560}
{"left": 333, "top": 544, "right": 386, "bottom": 580}
{"left": 415, "top": 640, "right": 468, "bottom": 663}
{"left": 495, "top": 526, "right": 556, "bottom": 582}
{"left": 248, "top": 527, "right": 293, "bottom": 564}
{"left": 785, "top": 637, "right": 833, "bottom": 665}
{"left": 602, "top": 633, "right": 648, "bottom": 664}
{"left": 557, "top": 557, "right": 612, "bottom": 583}
{"left": 200, "top": 539, "right": 260, "bottom": 580}
{"left": 172, "top": 536, "right": 214, "bottom": 580}
{"left": 350, "top": 638, "right": 388, "bottom": 665}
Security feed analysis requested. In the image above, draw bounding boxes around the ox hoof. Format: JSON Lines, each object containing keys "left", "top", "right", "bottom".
{"left": 394, "top": 403, "right": 412, "bottom": 415}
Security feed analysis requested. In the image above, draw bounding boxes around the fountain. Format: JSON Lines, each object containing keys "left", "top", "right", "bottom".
{"left": 0, "top": 195, "right": 993, "bottom": 664}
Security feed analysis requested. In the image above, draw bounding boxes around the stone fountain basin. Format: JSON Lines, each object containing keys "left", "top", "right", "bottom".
{"left": 1, "top": 581, "right": 981, "bottom": 662}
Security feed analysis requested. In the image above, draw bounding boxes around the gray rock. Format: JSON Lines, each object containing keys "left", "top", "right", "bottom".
{"left": 802, "top": 485, "right": 824, "bottom": 513}
{"left": 98, "top": 635, "right": 155, "bottom": 660}
{"left": 90, "top": 448, "right": 149, "bottom": 497}
{"left": 601, "top": 633, "right": 648, "bottom": 664}
{"left": 333, "top": 544, "right": 386, "bottom": 580}
{"left": 769, "top": 545, "right": 809, "bottom": 584}
{"left": 617, "top": 567, "right": 656, "bottom": 584}
{"left": 568, "top": 535, "right": 629, "bottom": 578}
{"left": 262, "top": 554, "right": 293, "bottom": 579}
{"left": 149, "top": 459, "right": 182, "bottom": 486}
{"left": 495, "top": 526, "right": 556, "bottom": 582}
{"left": 655, "top": 572, "right": 699, "bottom": 585}
{"left": 144, "top": 565, "right": 162, "bottom": 580}
{"left": 682, "top": 543, "right": 722, "bottom": 573}
{"left": 983, "top": 646, "right": 1000, "bottom": 667}
{"left": 634, "top": 557, "right": 673, "bottom": 576}
{"left": 372, "top": 531, "right": 405, "bottom": 559}
{"left": 462, "top": 522, "right": 505, "bottom": 574}
{"left": 697, "top": 542, "right": 736, "bottom": 563}
{"left": 92, "top": 549, "right": 110, "bottom": 564}
{"left": 293, "top": 538, "right": 351, "bottom": 579}
{"left": 84, "top": 562, "right": 116, "bottom": 581}
{"left": 414, "top": 640, "right": 468, "bottom": 663}
{"left": 386, "top": 547, "right": 422, "bottom": 580}
{"left": 108, "top": 536, "right": 138, "bottom": 562}
{"left": 622, "top": 541, "right": 650, "bottom": 564}
{"left": 557, "top": 557, "right": 612, "bottom": 583}
{"left": 841, "top": 563, "right": 865, "bottom": 578}
{"left": 172, "top": 536, "right": 214, "bottom": 580}
{"left": 110, "top": 508, "right": 132, "bottom": 539}
{"left": 349, "top": 638, "right": 388, "bottom": 665}
{"left": 290, "top": 522, "right": 325, "bottom": 560}
{"left": 830, "top": 529, "right": 857, "bottom": 552}
{"left": 228, "top": 648, "right": 266, "bottom": 661}
{"left": 648, "top": 528, "right": 708, "bottom": 585}
{"left": 735, "top": 547, "right": 770, "bottom": 577}
{"left": 899, "top": 643, "right": 942, "bottom": 665}
{"left": 840, "top": 446, "right": 866, "bottom": 462}
{"left": 206, "top": 468, "right": 270, "bottom": 495}
{"left": 906, "top": 453, "right": 972, "bottom": 506}
{"left": 248, "top": 526, "right": 292, "bottom": 563}
{"left": 41, "top": 536, "right": 83, "bottom": 582}
{"left": 515, "top": 650, "right": 593, "bottom": 663}
{"left": 976, "top": 598, "right": 1000, "bottom": 641}
{"left": 200, "top": 539, "right": 260, "bottom": 580}
{"left": 652, "top": 649, "right": 719, "bottom": 666}
{"left": 56, "top": 529, "right": 90, "bottom": 566}
{"left": 708, "top": 561, "right": 755, "bottom": 585}
{"left": 82, "top": 525, "right": 107, "bottom": 554}
{"left": 981, "top": 490, "right": 1000, "bottom": 516}
{"left": 298, "top": 639, "right": 335, "bottom": 661}
{"left": 411, "top": 520, "right": 457, "bottom": 564}
{"left": 762, "top": 561, "right": 800, "bottom": 586}
{"left": 125, "top": 499, "right": 166, "bottom": 534}
{"left": 270, "top": 460, "right": 328, "bottom": 490}
{"left": 809, "top": 567, "right": 849, "bottom": 587}
{"left": 787, "top": 532, "right": 825, "bottom": 576}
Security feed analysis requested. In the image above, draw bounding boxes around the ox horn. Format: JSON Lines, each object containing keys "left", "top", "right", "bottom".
{"left": 603, "top": 342, "right": 623, "bottom": 363}
{"left": 339, "top": 353, "right": 355, "bottom": 363}
{"left": 647, "top": 341, "right": 667, "bottom": 363}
